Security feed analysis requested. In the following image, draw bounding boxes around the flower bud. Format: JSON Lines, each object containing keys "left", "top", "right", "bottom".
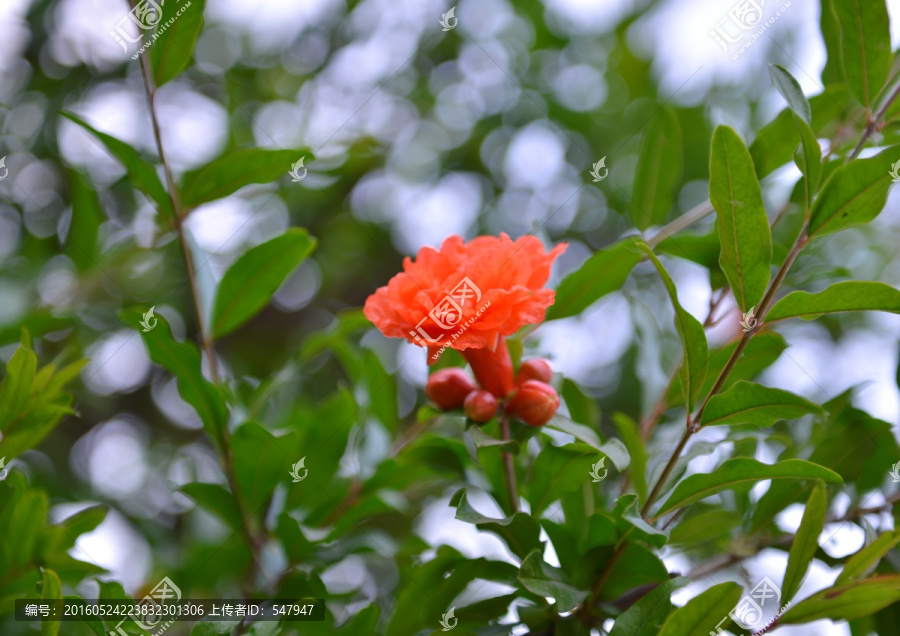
{"left": 516, "top": 358, "right": 553, "bottom": 384}
{"left": 508, "top": 380, "right": 560, "bottom": 427}
{"left": 425, "top": 368, "right": 476, "bottom": 410}
{"left": 464, "top": 390, "right": 498, "bottom": 423}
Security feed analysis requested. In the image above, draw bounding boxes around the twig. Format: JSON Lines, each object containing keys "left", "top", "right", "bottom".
{"left": 134, "top": 33, "right": 262, "bottom": 574}
{"left": 646, "top": 200, "right": 715, "bottom": 248}
{"left": 848, "top": 81, "right": 900, "bottom": 160}
{"left": 500, "top": 412, "right": 520, "bottom": 514}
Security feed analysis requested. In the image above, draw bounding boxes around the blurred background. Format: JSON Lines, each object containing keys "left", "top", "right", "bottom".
{"left": 1, "top": 0, "right": 900, "bottom": 634}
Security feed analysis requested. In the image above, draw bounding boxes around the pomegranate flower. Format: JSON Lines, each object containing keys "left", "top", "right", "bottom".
{"left": 364, "top": 234, "right": 566, "bottom": 397}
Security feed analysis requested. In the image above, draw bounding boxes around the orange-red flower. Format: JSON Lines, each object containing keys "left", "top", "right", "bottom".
{"left": 364, "top": 233, "right": 567, "bottom": 355}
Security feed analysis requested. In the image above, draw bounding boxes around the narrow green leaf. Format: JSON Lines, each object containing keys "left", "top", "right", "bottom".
{"left": 65, "top": 171, "right": 103, "bottom": 272}
{"left": 449, "top": 489, "right": 542, "bottom": 560}
{"left": 769, "top": 65, "right": 812, "bottom": 123}
{"left": 41, "top": 569, "right": 62, "bottom": 636}
{"left": 793, "top": 113, "right": 822, "bottom": 211}
{"left": 613, "top": 413, "right": 647, "bottom": 504}
{"left": 0, "top": 344, "right": 37, "bottom": 430}
{"left": 609, "top": 576, "right": 690, "bottom": 636}
{"left": 529, "top": 442, "right": 601, "bottom": 517}
{"left": 836, "top": 530, "right": 900, "bottom": 585}
{"left": 780, "top": 575, "right": 900, "bottom": 624}
{"left": 767, "top": 281, "right": 900, "bottom": 322}
{"left": 230, "top": 421, "right": 289, "bottom": 517}
{"left": 709, "top": 125, "right": 772, "bottom": 312}
{"left": 180, "top": 148, "right": 313, "bottom": 208}
{"left": 655, "top": 458, "right": 842, "bottom": 518}
{"left": 638, "top": 244, "right": 708, "bottom": 411}
{"left": 61, "top": 112, "right": 174, "bottom": 220}
{"left": 211, "top": 228, "right": 316, "bottom": 337}
{"left": 670, "top": 509, "right": 741, "bottom": 545}
{"left": 700, "top": 380, "right": 823, "bottom": 427}
{"left": 151, "top": 0, "right": 207, "bottom": 86}
{"left": 658, "top": 582, "right": 742, "bottom": 636}
{"left": 615, "top": 495, "right": 668, "bottom": 548}
{"left": 180, "top": 482, "right": 244, "bottom": 534}
{"left": 547, "top": 237, "right": 642, "bottom": 320}
{"left": 832, "top": 0, "right": 891, "bottom": 109}
{"left": 782, "top": 481, "right": 828, "bottom": 603}
{"left": 518, "top": 549, "right": 587, "bottom": 613}
{"left": 808, "top": 145, "right": 899, "bottom": 237}
{"left": 120, "top": 308, "right": 228, "bottom": 452}
{"left": 631, "top": 105, "right": 683, "bottom": 230}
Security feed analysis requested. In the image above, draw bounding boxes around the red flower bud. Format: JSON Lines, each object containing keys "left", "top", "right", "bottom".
{"left": 425, "top": 368, "right": 476, "bottom": 410}
{"left": 508, "top": 380, "right": 560, "bottom": 427}
{"left": 464, "top": 390, "right": 498, "bottom": 423}
{"left": 516, "top": 358, "right": 553, "bottom": 384}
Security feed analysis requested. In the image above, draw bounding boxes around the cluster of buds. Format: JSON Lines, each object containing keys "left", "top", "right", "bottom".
{"left": 424, "top": 357, "right": 560, "bottom": 427}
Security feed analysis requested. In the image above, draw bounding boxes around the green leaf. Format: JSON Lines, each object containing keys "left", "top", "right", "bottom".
{"left": 654, "top": 458, "right": 843, "bottom": 519}
{"left": 529, "top": 442, "right": 601, "bottom": 517}
{"left": 211, "top": 228, "right": 317, "bottom": 337}
{"left": 700, "top": 381, "right": 823, "bottom": 427}
{"left": 121, "top": 308, "right": 228, "bottom": 452}
{"left": 609, "top": 576, "right": 690, "bottom": 636}
{"left": 793, "top": 113, "right": 823, "bottom": 211}
{"left": 836, "top": 530, "right": 900, "bottom": 585}
{"left": 808, "top": 146, "right": 899, "bottom": 237}
{"left": 709, "top": 125, "right": 772, "bottom": 312}
{"left": 614, "top": 495, "right": 667, "bottom": 548}
{"left": 630, "top": 105, "right": 683, "bottom": 230}
{"left": 613, "top": 413, "right": 647, "bottom": 504}
{"left": 782, "top": 481, "right": 828, "bottom": 603}
{"left": 658, "top": 582, "right": 742, "bottom": 636}
{"left": 41, "top": 568, "right": 62, "bottom": 636}
{"left": 180, "top": 482, "right": 244, "bottom": 535}
{"left": 362, "top": 349, "right": 399, "bottom": 432}
{"left": 832, "top": 0, "right": 891, "bottom": 109}
{"left": 230, "top": 421, "right": 289, "bottom": 517}
{"left": 65, "top": 171, "right": 103, "bottom": 272}
{"left": 769, "top": 65, "right": 812, "bottom": 124}
{"left": 151, "top": 0, "right": 207, "bottom": 86}
{"left": 449, "top": 489, "right": 542, "bottom": 560}
{"left": 0, "top": 344, "right": 37, "bottom": 430}
{"left": 669, "top": 509, "right": 741, "bottom": 545}
{"left": 638, "top": 244, "right": 708, "bottom": 411}
{"left": 547, "top": 237, "right": 643, "bottom": 320}
{"left": 767, "top": 281, "right": 900, "bottom": 322}
{"left": 780, "top": 575, "right": 900, "bottom": 624}
{"left": 518, "top": 549, "right": 587, "bottom": 613}
{"left": 180, "top": 148, "right": 313, "bottom": 209}
{"left": 61, "top": 112, "right": 174, "bottom": 220}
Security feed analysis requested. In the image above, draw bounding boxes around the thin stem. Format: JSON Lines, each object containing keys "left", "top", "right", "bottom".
{"left": 499, "top": 412, "right": 519, "bottom": 514}
{"left": 848, "top": 80, "right": 900, "bottom": 161}
{"left": 640, "top": 427, "right": 691, "bottom": 518}
{"left": 645, "top": 200, "right": 715, "bottom": 248}
{"left": 135, "top": 41, "right": 262, "bottom": 572}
